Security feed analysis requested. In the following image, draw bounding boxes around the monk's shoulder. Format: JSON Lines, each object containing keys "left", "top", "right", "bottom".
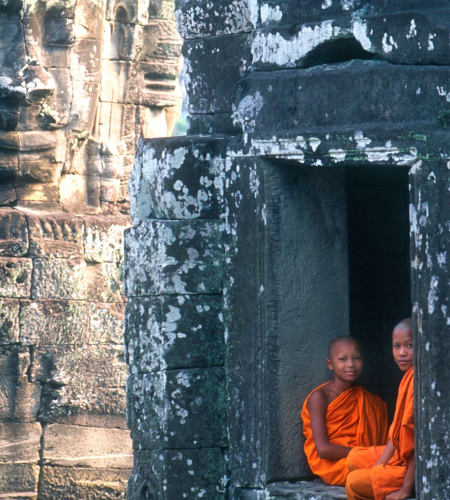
{"left": 307, "top": 385, "right": 329, "bottom": 414}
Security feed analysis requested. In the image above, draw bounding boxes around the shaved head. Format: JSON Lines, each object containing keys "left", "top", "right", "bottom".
{"left": 393, "top": 318, "right": 412, "bottom": 334}
{"left": 328, "top": 336, "right": 361, "bottom": 359}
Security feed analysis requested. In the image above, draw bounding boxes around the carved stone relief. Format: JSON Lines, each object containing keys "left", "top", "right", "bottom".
{"left": 0, "top": 0, "right": 182, "bottom": 497}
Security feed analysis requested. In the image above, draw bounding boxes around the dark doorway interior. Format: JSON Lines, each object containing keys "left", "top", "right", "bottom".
{"left": 346, "top": 166, "right": 411, "bottom": 422}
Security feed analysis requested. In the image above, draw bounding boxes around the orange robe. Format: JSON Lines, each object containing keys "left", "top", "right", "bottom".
{"left": 301, "top": 384, "right": 388, "bottom": 486}
{"left": 346, "top": 367, "right": 414, "bottom": 500}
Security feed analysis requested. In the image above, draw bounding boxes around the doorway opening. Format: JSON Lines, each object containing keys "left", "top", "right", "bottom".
{"left": 346, "top": 166, "right": 411, "bottom": 422}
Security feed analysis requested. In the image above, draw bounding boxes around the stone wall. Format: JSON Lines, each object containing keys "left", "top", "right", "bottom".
{"left": 0, "top": 0, "right": 182, "bottom": 497}
{"left": 126, "top": 1, "right": 450, "bottom": 499}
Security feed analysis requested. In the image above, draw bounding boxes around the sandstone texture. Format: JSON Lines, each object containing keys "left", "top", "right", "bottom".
{"left": 0, "top": 0, "right": 182, "bottom": 495}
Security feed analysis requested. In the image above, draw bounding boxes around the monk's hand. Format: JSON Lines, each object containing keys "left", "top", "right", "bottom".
{"left": 385, "top": 488, "right": 412, "bottom": 500}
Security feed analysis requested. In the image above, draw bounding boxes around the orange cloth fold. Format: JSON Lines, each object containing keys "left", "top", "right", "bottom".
{"left": 345, "top": 367, "right": 414, "bottom": 500}
{"left": 371, "top": 366, "right": 414, "bottom": 500}
{"left": 301, "top": 384, "right": 388, "bottom": 486}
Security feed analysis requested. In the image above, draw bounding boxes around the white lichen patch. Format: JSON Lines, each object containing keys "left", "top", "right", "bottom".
{"left": 351, "top": 18, "right": 372, "bottom": 51}
{"left": 176, "top": 0, "right": 258, "bottom": 38}
{"left": 329, "top": 149, "right": 346, "bottom": 162}
{"left": 382, "top": 33, "right": 398, "bottom": 53}
{"left": 232, "top": 91, "right": 264, "bottom": 133}
{"left": 252, "top": 21, "right": 341, "bottom": 66}
{"left": 260, "top": 3, "right": 282, "bottom": 24}
{"left": 406, "top": 20, "right": 417, "bottom": 39}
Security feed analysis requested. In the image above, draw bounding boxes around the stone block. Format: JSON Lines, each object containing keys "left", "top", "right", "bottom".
{"left": 27, "top": 213, "right": 84, "bottom": 259}
{"left": 0, "top": 183, "right": 17, "bottom": 205}
{"left": 32, "top": 345, "right": 127, "bottom": 425}
{"left": 234, "top": 62, "right": 450, "bottom": 137}
{"left": 88, "top": 302, "right": 125, "bottom": 344}
{"left": 0, "top": 463, "right": 39, "bottom": 496}
{"left": 0, "top": 258, "right": 32, "bottom": 298}
{"left": 127, "top": 367, "right": 227, "bottom": 450}
{"left": 130, "top": 137, "right": 228, "bottom": 222}
{"left": 183, "top": 34, "right": 252, "bottom": 114}
{"left": 59, "top": 174, "right": 100, "bottom": 213}
{"left": 0, "top": 422, "right": 41, "bottom": 463}
{"left": 85, "top": 262, "right": 124, "bottom": 303}
{"left": 31, "top": 259, "right": 87, "bottom": 300}
{"left": 187, "top": 112, "right": 237, "bottom": 135}
{"left": 0, "top": 298, "right": 19, "bottom": 344}
{"left": 125, "top": 294, "right": 224, "bottom": 372}
{"left": 0, "top": 209, "right": 28, "bottom": 257}
{"left": 0, "top": 346, "right": 41, "bottom": 422}
{"left": 19, "top": 300, "right": 124, "bottom": 346}
{"left": 43, "top": 423, "right": 132, "bottom": 468}
{"left": 128, "top": 448, "right": 226, "bottom": 500}
{"left": 18, "top": 159, "right": 62, "bottom": 184}
{"left": 15, "top": 182, "right": 59, "bottom": 202}
{"left": 20, "top": 300, "right": 89, "bottom": 346}
{"left": 124, "top": 219, "right": 224, "bottom": 296}
{"left": 39, "top": 466, "right": 129, "bottom": 500}
{"left": 175, "top": 0, "right": 257, "bottom": 38}
{"left": 83, "top": 215, "right": 129, "bottom": 263}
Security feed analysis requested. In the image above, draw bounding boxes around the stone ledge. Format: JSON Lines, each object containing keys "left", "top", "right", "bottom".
{"left": 266, "top": 481, "right": 346, "bottom": 499}
{"left": 251, "top": 481, "right": 416, "bottom": 500}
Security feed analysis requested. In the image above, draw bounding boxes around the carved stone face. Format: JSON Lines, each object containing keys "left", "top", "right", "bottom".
{"left": 0, "top": 0, "right": 105, "bottom": 208}
{"left": 0, "top": 0, "right": 182, "bottom": 212}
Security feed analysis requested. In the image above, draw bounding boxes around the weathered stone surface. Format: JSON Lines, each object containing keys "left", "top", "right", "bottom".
{"left": 0, "top": 422, "right": 41, "bottom": 463}
{"left": 183, "top": 34, "right": 252, "bottom": 114}
{"left": 32, "top": 345, "right": 127, "bottom": 425}
{"left": 31, "top": 259, "right": 87, "bottom": 300}
{"left": 83, "top": 215, "right": 129, "bottom": 263}
{"left": 0, "top": 298, "right": 19, "bottom": 344}
{"left": 86, "top": 262, "right": 124, "bottom": 303}
{"left": 39, "top": 466, "right": 130, "bottom": 500}
{"left": 127, "top": 367, "right": 227, "bottom": 450}
{"left": 0, "top": 210, "right": 28, "bottom": 257}
{"left": 125, "top": 294, "right": 225, "bottom": 372}
{"left": 124, "top": 219, "right": 224, "bottom": 296}
{"left": 130, "top": 137, "right": 228, "bottom": 223}
{"left": 0, "top": 347, "right": 41, "bottom": 422}
{"left": 20, "top": 301, "right": 124, "bottom": 346}
{"left": 43, "top": 423, "right": 132, "bottom": 468}
{"left": 27, "top": 213, "right": 84, "bottom": 259}
{"left": 234, "top": 481, "right": 347, "bottom": 500}
{"left": 188, "top": 112, "right": 237, "bottom": 135}
{"left": 0, "top": 183, "right": 17, "bottom": 206}
{"left": 128, "top": 448, "right": 226, "bottom": 500}
{"left": 234, "top": 62, "right": 450, "bottom": 138}
{"left": 175, "top": 0, "right": 257, "bottom": 38}
{"left": 0, "top": 0, "right": 182, "bottom": 498}
{"left": 0, "top": 258, "right": 32, "bottom": 298}
{"left": 0, "top": 463, "right": 39, "bottom": 496}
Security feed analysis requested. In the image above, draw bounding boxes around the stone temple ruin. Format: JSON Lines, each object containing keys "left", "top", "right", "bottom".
{"left": 124, "top": 1, "right": 450, "bottom": 500}
{"left": 2, "top": 0, "right": 450, "bottom": 499}
{"left": 0, "top": 0, "right": 181, "bottom": 497}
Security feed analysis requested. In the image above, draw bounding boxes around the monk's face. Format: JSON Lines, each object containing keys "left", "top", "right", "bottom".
{"left": 392, "top": 327, "right": 413, "bottom": 372}
{"left": 326, "top": 340, "right": 363, "bottom": 383}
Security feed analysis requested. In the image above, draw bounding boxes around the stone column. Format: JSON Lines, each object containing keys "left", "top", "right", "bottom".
{"left": 125, "top": 137, "right": 229, "bottom": 499}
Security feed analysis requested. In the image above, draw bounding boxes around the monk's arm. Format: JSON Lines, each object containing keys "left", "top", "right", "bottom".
{"left": 307, "top": 391, "right": 352, "bottom": 460}
{"left": 374, "top": 440, "right": 395, "bottom": 466}
{"left": 385, "top": 451, "right": 415, "bottom": 500}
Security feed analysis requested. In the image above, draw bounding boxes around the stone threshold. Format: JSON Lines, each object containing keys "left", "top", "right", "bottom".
{"left": 262, "top": 480, "right": 415, "bottom": 500}
{"left": 266, "top": 480, "right": 346, "bottom": 499}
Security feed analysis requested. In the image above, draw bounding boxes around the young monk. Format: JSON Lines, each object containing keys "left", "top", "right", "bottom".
{"left": 301, "top": 336, "right": 388, "bottom": 486}
{"left": 346, "top": 319, "right": 414, "bottom": 500}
